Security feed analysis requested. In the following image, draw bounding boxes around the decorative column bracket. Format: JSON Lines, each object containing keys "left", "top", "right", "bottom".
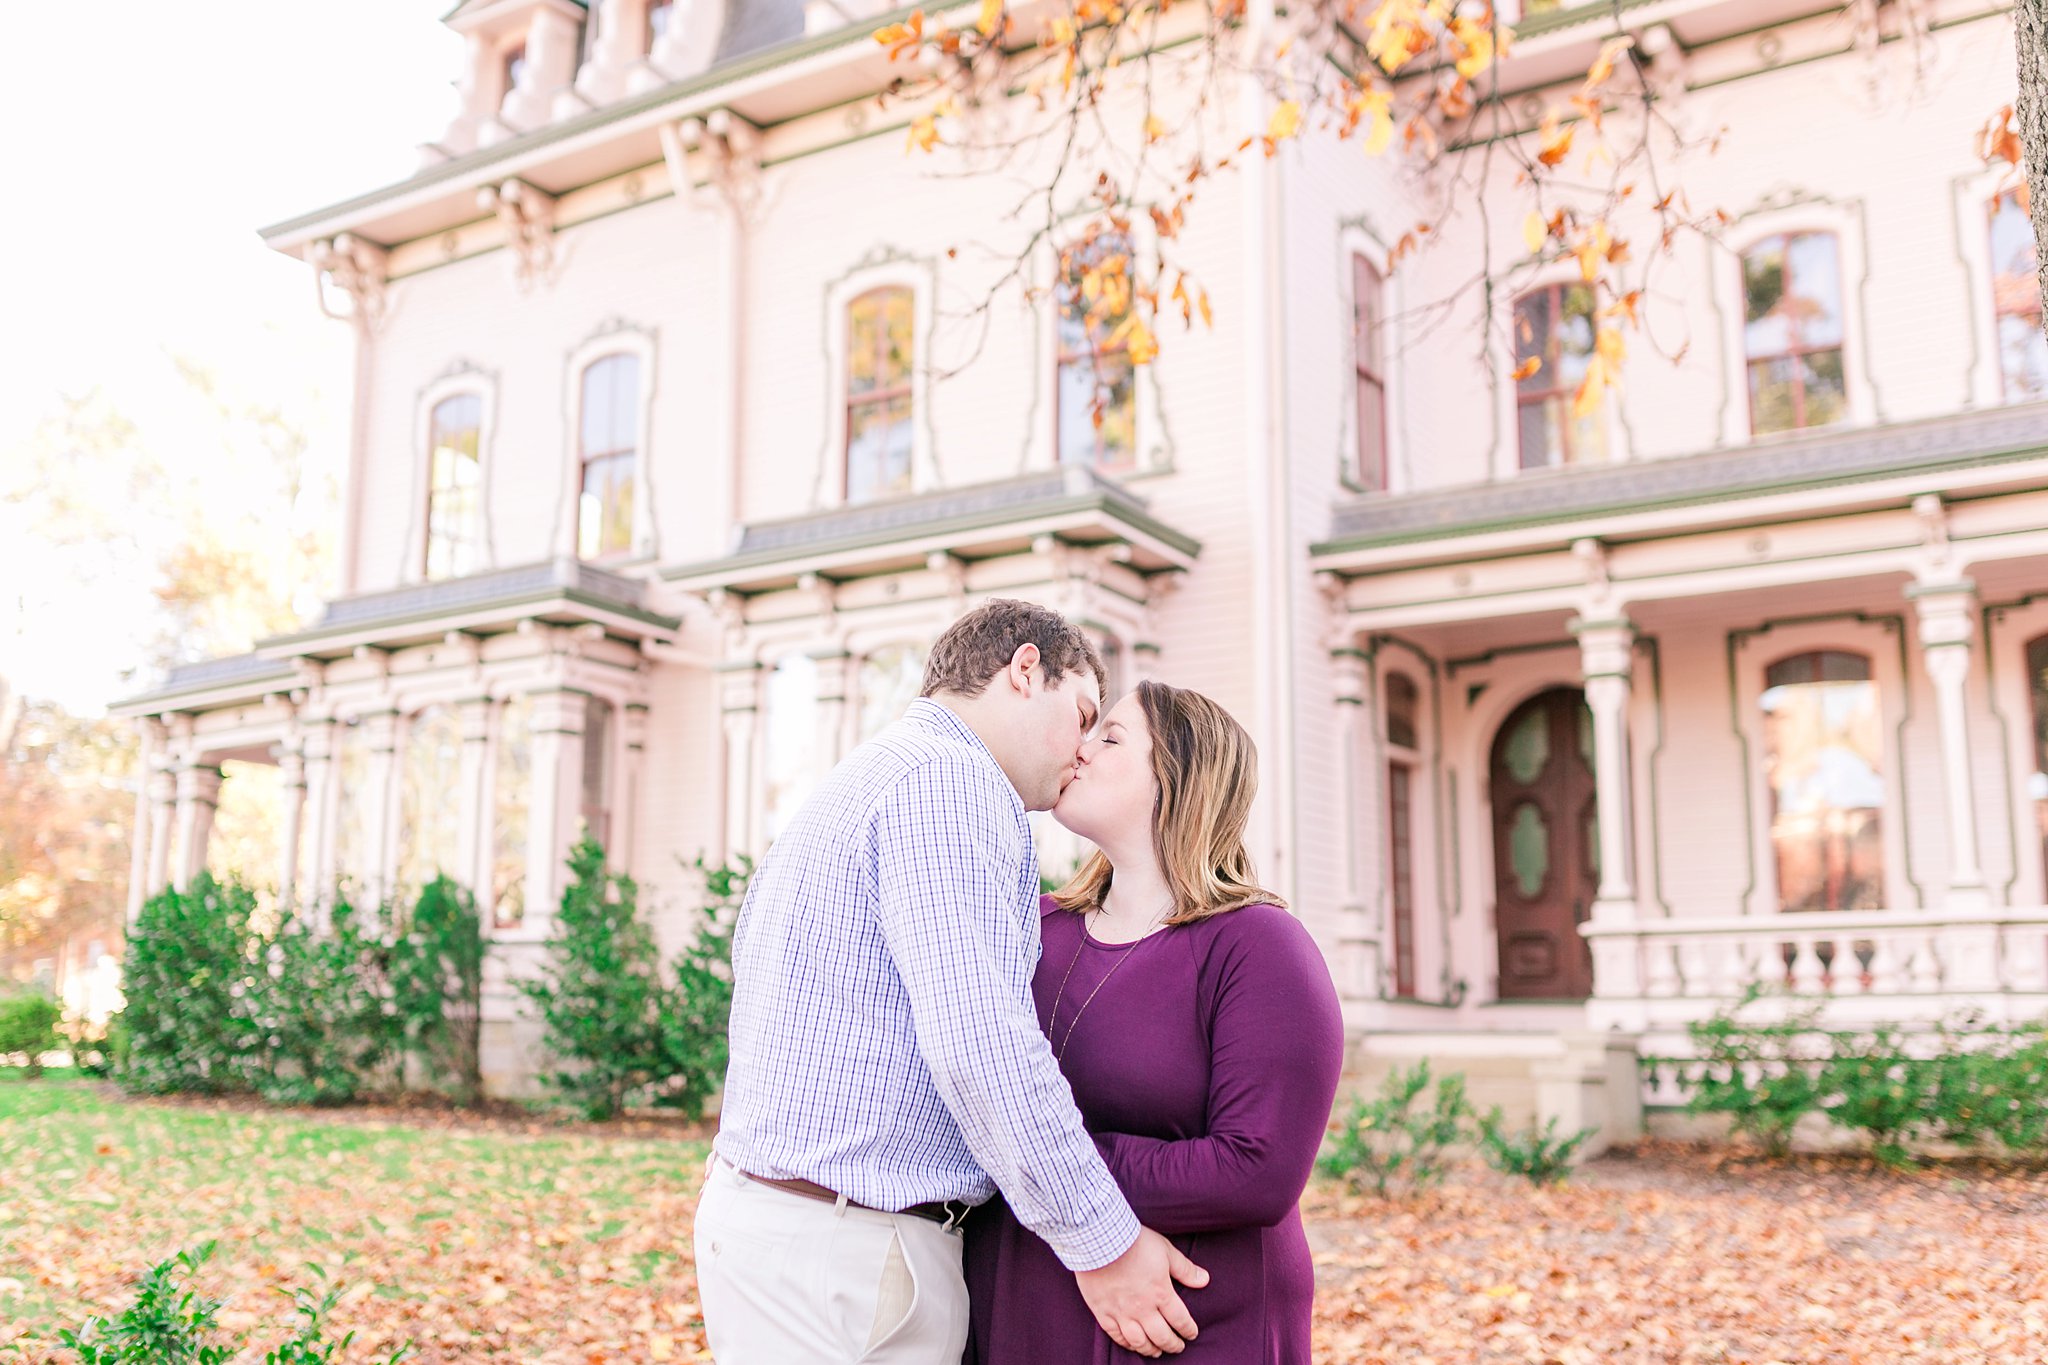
{"left": 308, "top": 234, "right": 391, "bottom": 336}
{"left": 477, "top": 179, "right": 559, "bottom": 291}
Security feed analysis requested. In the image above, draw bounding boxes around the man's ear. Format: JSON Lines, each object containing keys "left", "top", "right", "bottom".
{"left": 1009, "top": 642, "right": 1042, "bottom": 695}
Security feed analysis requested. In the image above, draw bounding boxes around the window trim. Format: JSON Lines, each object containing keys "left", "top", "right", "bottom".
{"left": 1488, "top": 261, "right": 1631, "bottom": 477}
{"left": 1736, "top": 230, "right": 1851, "bottom": 437}
{"left": 1335, "top": 227, "right": 1400, "bottom": 493}
{"left": 817, "top": 255, "right": 938, "bottom": 507}
{"left": 1713, "top": 198, "right": 1878, "bottom": 445}
{"left": 561, "top": 322, "right": 659, "bottom": 562}
{"left": 1347, "top": 245, "right": 1391, "bottom": 492}
{"left": 409, "top": 366, "right": 497, "bottom": 585}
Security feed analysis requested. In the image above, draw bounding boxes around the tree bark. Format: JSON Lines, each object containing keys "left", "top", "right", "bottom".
{"left": 2018, "top": 0, "right": 2048, "bottom": 335}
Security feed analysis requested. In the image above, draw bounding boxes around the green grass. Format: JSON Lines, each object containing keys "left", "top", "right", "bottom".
{"left": 0, "top": 1075, "right": 712, "bottom": 1358}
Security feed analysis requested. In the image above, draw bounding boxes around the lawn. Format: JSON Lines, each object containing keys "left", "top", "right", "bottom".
{"left": 4, "top": 1075, "right": 2046, "bottom": 1363}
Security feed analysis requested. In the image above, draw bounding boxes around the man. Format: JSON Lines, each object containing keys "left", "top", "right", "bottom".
{"left": 697, "top": 598, "right": 1208, "bottom": 1362}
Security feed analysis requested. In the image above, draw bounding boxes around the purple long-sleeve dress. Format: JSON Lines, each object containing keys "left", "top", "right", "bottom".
{"left": 964, "top": 896, "right": 1345, "bottom": 1365}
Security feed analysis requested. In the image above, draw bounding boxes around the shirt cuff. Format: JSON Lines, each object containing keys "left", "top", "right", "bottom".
{"left": 1038, "top": 1197, "right": 1143, "bottom": 1273}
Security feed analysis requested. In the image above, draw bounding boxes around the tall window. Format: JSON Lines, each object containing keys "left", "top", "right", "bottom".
{"left": 424, "top": 394, "right": 483, "bottom": 581}
{"left": 1384, "top": 672, "right": 1420, "bottom": 998}
{"left": 398, "top": 706, "right": 462, "bottom": 894}
{"left": 1056, "top": 233, "right": 1138, "bottom": 471}
{"left": 764, "top": 654, "right": 819, "bottom": 839}
{"left": 647, "top": 0, "right": 676, "bottom": 44}
{"left": 845, "top": 287, "right": 915, "bottom": 503}
{"left": 491, "top": 696, "right": 532, "bottom": 930}
{"left": 1991, "top": 191, "right": 2048, "bottom": 401}
{"left": 578, "top": 353, "right": 640, "bottom": 560}
{"left": 331, "top": 721, "right": 373, "bottom": 891}
{"left": 1353, "top": 254, "right": 1388, "bottom": 491}
{"left": 501, "top": 44, "right": 527, "bottom": 104}
{"left": 581, "top": 696, "right": 613, "bottom": 848}
{"left": 859, "top": 644, "right": 926, "bottom": 743}
{"left": 1761, "top": 650, "right": 1883, "bottom": 913}
{"left": 1513, "top": 283, "right": 1606, "bottom": 469}
{"left": 1742, "top": 232, "right": 1847, "bottom": 435}
{"left": 2027, "top": 635, "right": 2048, "bottom": 893}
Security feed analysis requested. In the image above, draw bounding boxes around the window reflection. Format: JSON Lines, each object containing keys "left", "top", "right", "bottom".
{"left": 1056, "top": 233, "right": 1138, "bottom": 470}
{"left": 1762, "top": 650, "right": 1884, "bottom": 912}
{"left": 1513, "top": 283, "right": 1607, "bottom": 469}
{"left": 1991, "top": 191, "right": 2047, "bottom": 401}
{"left": 332, "top": 720, "right": 373, "bottom": 891}
{"left": 579, "top": 353, "right": 640, "bottom": 560}
{"left": 492, "top": 696, "right": 532, "bottom": 929}
{"left": 860, "top": 645, "right": 927, "bottom": 743}
{"left": 846, "top": 288, "right": 915, "bottom": 502}
{"left": 1743, "top": 232, "right": 1848, "bottom": 435}
{"left": 764, "top": 654, "right": 819, "bottom": 840}
{"left": 425, "top": 395, "right": 483, "bottom": 581}
{"left": 398, "top": 706, "right": 462, "bottom": 895}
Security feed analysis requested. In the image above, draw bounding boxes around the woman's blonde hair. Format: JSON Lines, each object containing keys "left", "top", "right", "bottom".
{"left": 1051, "top": 680, "right": 1283, "bottom": 925}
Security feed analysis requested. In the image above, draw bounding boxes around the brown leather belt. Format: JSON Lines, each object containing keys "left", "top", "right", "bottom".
{"left": 738, "top": 1167, "right": 974, "bottom": 1229}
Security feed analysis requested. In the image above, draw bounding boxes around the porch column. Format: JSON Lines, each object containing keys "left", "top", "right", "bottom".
{"left": 1572, "top": 616, "right": 1642, "bottom": 1000}
{"left": 126, "top": 719, "right": 164, "bottom": 924}
{"left": 277, "top": 743, "right": 307, "bottom": 914}
{"left": 525, "top": 688, "right": 589, "bottom": 929}
{"left": 145, "top": 762, "right": 176, "bottom": 899}
{"left": 718, "top": 663, "right": 763, "bottom": 863}
{"left": 455, "top": 697, "right": 495, "bottom": 898}
{"left": 360, "top": 709, "right": 401, "bottom": 905}
{"left": 169, "top": 761, "right": 224, "bottom": 889}
{"left": 1330, "top": 649, "right": 1379, "bottom": 1001}
{"left": 812, "top": 649, "right": 855, "bottom": 769}
{"left": 1910, "top": 580, "right": 1990, "bottom": 909}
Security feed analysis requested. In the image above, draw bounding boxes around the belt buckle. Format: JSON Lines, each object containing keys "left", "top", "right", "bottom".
{"left": 938, "top": 1198, "right": 971, "bottom": 1232}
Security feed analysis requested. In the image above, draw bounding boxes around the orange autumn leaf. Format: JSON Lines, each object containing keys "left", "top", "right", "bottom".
{"left": 1521, "top": 210, "right": 1548, "bottom": 255}
{"left": 1584, "top": 34, "right": 1634, "bottom": 89}
{"left": 1512, "top": 355, "right": 1543, "bottom": 381}
{"left": 1268, "top": 100, "right": 1304, "bottom": 145}
{"left": 1537, "top": 111, "right": 1574, "bottom": 168}
{"left": 1144, "top": 113, "right": 1168, "bottom": 143}
{"left": 976, "top": 0, "right": 1002, "bottom": 36}
{"left": 873, "top": 8, "right": 925, "bottom": 57}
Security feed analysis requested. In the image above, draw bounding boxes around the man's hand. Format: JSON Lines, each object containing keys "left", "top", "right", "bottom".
{"left": 1073, "top": 1226, "right": 1210, "bottom": 1357}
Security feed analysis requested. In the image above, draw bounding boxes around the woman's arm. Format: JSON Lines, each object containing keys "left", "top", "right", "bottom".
{"left": 1093, "top": 909, "right": 1345, "bottom": 1235}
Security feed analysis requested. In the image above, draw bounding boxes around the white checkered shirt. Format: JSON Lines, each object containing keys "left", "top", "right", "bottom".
{"left": 714, "top": 698, "right": 1141, "bottom": 1271}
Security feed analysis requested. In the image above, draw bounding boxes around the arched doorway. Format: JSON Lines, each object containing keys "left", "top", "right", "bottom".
{"left": 1490, "top": 687, "right": 1597, "bottom": 999}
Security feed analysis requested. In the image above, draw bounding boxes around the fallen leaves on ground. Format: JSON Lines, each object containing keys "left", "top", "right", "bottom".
{"left": 4, "top": 1079, "right": 2045, "bottom": 1362}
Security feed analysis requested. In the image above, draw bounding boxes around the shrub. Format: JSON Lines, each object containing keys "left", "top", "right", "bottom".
{"left": 655, "top": 853, "right": 748, "bottom": 1120}
{"left": 0, "top": 990, "right": 64, "bottom": 1077}
{"left": 386, "top": 876, "right": 485, "bottom": 1102}
{"left": 51, "top": 1242, "right": 410, "bottom": 1364}
{"left": 519, "top": 835, "right": 670, "bottom": 1120}
{"left": 1820, "top": 1024, "right": 1932, "bottom": 1168}
{"left": 1476, "top": 1107, "right": 1598, "bottom": 1186}
{"left": 118, "top": 875, "right": 263, "bottom": 1095}
{"left": 1677, "top": 995, "right": 1825, "bottom": 1157}
{"left": 248, "top": 898, "right": 400, "bottom": 1107}
{"left": 1318, "top": 1059, "right": 1471, "bottom": 1196}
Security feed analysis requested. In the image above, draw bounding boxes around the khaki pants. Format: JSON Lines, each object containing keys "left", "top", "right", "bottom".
{"left": 694, "top": 1157, "right": 970, "bottom": 1364}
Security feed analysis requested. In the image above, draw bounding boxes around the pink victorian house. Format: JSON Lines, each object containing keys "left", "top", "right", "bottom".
{"left": 115, "top": 0, "right": 2048, "bottom": 1136}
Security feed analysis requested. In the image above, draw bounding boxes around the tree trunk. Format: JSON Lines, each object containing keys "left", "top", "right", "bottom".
{"left": 2018, "top": 0, "right": 2048, "bottom": 335}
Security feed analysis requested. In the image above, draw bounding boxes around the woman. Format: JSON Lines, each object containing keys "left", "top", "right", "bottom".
{"left": 964, "top": 680, "right": 1345, "bottom": 1364}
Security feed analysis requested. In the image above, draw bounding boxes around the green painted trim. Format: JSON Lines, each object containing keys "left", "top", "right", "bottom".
{"left": 258, "top": 586, "right": 678, "bottom": 655}
{"left": 660, "top": 489, "right": 1203, "bottom": 584}
{"left": 1445, "top": 639, "right": 1576, "bottom": 675}
{"left": 1309, "top": 436, "right": 2048, "bottom": 560}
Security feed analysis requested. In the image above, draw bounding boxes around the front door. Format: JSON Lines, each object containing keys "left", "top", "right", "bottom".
{"left": 1490, "top": 687, "right": 1597, "bottom": 999}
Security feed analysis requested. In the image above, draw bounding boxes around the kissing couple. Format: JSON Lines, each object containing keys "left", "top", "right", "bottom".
{"left": 694, "top": 598, "right": 1344, "bottom": 1363}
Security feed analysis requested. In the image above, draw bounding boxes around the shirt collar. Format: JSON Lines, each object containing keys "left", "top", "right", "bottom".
{"left": 903, "top": 697, "right": 1021, "bottom": 808}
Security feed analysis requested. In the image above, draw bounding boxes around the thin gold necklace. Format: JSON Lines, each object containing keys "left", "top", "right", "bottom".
{"left": 1046, "top": 902, "right": 1170, "bottom": 1062}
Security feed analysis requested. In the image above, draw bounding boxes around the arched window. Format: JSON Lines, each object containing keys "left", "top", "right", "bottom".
{"left": 764, "top": 654, "right": 820, "bottom": 840}
{"left": 1991, "top": 191, "right": 2047, "bottom": 401}
{"left": 424, "top": 394, "right": 484, "bottom": 581}
{"left": 1761, "top": 650, "right": 1883, "bottom": 912}
{"left": 1352, "top": 254, "right": 1388, "bottom": 491}
{"left": 491, "top": 696, "right": 532, "bottom": 929}
{"left": 1384, "top": 672, "right": 1421, "bottom": 998}
{"left": 578, "top": 353, "right": 640, "bottom": 560}
{"left": 398, "top": 705, "right": 462, "bottom": 894}
{"left": 1742, "top": 232, "right": 1847, "bottom": 435}
{"left": 1056, "top": 233, "right": 1138, "bottom": 471}
{"left": 845, "top": 287, "right": 915, "bottom": 503}
{"left": 1513, "top": 282, "right": 1605, "bottom": 469}
{"left": 859, "top": 644, "right": 926, "bottom": 743}
{"left": 501, "top": 43, "right": 528, "bottom": 106}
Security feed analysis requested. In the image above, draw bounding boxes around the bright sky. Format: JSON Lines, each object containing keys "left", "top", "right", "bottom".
{"left": 0, "top": 2, "right": 460, "bottom": 716}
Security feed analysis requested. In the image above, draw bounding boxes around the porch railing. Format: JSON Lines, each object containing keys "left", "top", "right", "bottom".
{"left": 1583, "top": 907, "right": 2048, "bottom": 1018}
